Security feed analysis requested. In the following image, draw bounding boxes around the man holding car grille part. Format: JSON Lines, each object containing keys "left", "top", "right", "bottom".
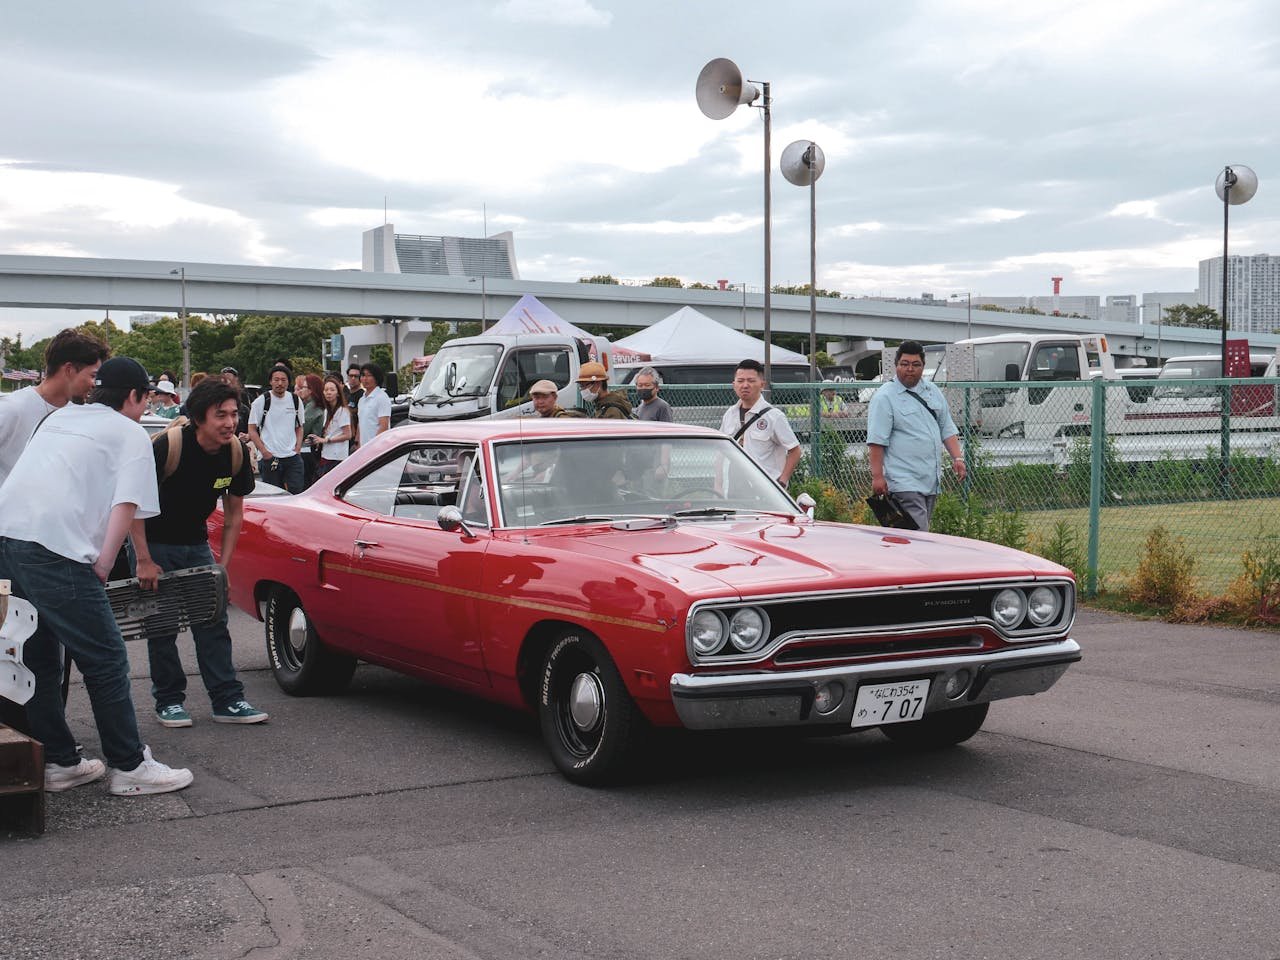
{"left": 130, "top": 377, "right": 267, "bottom": 729}
{"left": 0, "top": 356, "right": 193, "bottom": 796}
{"left": 867, "top": 340, "right": 966, "bottom": 530}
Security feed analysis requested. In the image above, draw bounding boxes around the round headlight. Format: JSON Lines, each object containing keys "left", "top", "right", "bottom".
{"left": 728, "top": 607, "right": 770, "bottom": 653}
{"left": 1026, "top": 586, "right": 1061, "bottom": 626}
{"left": 689, "top": 609, "right": 728, "bottom": 656}
{"left": 991, "top": 588, "right": 1027, "bottom": 628}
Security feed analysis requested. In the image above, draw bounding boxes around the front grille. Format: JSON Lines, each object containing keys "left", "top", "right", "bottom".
{"left": 106, "top": 566, "right": 227, "bottom": 642}
{"left": 765, "top": 588, "right": 988, "bottom": 637}
{"left": 773, "top": 633, "right": 984, "bottom": 665}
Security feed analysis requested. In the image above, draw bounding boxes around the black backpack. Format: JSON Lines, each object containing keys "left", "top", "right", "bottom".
{"left": 257, "top": 390, "right": 300, "bottom": 430}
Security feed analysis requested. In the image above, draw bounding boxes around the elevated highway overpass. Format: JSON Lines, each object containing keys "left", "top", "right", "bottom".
{"left": 1, "top": 254, "right": 1265, "bottom": 367}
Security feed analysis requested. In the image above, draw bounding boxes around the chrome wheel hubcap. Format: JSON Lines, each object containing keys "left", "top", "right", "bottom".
{"left": 287, "top": 608, "right": 309, "bottom": 656}
{"left": 568, "top": 672, "right": 604, "bottom": 731}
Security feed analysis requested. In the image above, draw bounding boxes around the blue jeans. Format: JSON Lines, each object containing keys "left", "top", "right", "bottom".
{"left": 262, "top": 453, "right": 305, "bottom": 494}
{"left": 0, "top": 537, "right": 144, "bottom": 770}
{"left": 145, "top": 541, "right": 244, "bottom": 712}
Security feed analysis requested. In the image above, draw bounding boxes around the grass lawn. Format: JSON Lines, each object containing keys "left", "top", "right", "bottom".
{"left": 1019, "top": 497, "right": 1280, "bottom": 594}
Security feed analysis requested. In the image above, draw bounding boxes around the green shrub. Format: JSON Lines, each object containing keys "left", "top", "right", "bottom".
{"left": 1128, "top": 525, "right": 1198, "bottom": 608}
{"left": 1030, "top": 520, "right": 1088, "bottom": 585}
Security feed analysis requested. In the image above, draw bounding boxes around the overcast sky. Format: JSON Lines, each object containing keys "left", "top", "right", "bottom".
{"left": 2, "top": 0, "right": 1278, "bottom": 340}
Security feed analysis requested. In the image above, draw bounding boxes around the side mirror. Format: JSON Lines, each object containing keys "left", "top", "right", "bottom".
{"left": 795, "top": 491, "right": 816, "bottom": 519}
{"left": 437, "top": 505, "right": 474, "bottom": 536}
{"left": 1004, "top": 363, "right": 1021, "bottom": 382}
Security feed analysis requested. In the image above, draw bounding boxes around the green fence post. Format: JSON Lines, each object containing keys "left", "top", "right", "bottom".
{"left": 809, "top": 382, "right": 822, "bottom": 481}
{"left": 962, "top": 385, "right": 973, "bottom": 502}
{"left": 1086, "top": 377, "right": 1104, "bottom": 598}
{"left": 1219, "top": 382, "right": 1231, "bottom": 497}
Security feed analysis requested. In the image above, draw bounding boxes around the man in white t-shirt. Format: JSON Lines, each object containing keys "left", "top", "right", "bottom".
{"left": 0, "top": 357, "right": 193, "bottom": 796}
{"left": 247, "top": 364, "right": 305, "bottom": 492}
{"left": 0, "top": 327, "right": 108, "bottom": 488}
{"left": 357, "top": 362, "right": 392, "bottom": 449}
{"left": 718, "top": 359, "right": 801, "bottom": 486}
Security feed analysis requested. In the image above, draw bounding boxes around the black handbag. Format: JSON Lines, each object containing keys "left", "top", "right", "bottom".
{"left": 865, "top": 493, "right": 919, "bottom": 530}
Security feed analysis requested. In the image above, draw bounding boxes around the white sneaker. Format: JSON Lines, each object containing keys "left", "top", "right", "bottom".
{"left": 45, "top": 757, "right": 106, "bottom": 792}
{"left": 108, "top": 745, "right": 194, "bottom": 797}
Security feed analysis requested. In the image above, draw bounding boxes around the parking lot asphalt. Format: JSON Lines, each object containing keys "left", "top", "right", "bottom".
{"left": 4, "top": 606, "right": 1279, "bottom": 959}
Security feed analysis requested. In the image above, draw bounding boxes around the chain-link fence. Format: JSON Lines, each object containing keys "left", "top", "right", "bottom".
{"left": 623, "top": 378, "right": 1280, "bottom": 597}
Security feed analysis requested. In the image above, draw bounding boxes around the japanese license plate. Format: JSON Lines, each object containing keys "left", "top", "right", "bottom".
{"left": 851, "top": 679, "right": 931, "bottom": 728}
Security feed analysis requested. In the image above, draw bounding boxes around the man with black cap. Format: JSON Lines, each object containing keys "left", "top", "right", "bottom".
{"left": 0, "top": 356, "right": 193, "bottom": 796}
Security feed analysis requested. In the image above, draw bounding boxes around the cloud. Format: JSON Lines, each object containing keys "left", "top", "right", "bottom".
{"left": 492, "top": 0, "right": 612, "bottom": 27}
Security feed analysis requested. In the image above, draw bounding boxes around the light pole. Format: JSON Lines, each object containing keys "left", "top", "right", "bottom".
{"left": 169, "top": 268, "right": 190, "bottom": 388}
{"left": 697, "top": 57, "right": 773, "bottom": 382}
{"left": 950, "top": 292, "right": 972, "bottom": 340}
{"left": 781, "top": 140, "right": 826, "bottom": 381}
{"left": 1141, "top": 302, "right": 1163, "bottom": 364}
{"left": 1214, "top": 164, "right": 1258, "bottom": 362}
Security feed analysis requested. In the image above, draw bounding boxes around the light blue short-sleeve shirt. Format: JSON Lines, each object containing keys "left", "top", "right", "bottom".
{"left": 866, "top": 377, "right": 958, "bottom": 496}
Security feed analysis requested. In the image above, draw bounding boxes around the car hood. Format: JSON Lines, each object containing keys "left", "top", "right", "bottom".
{"left": 531, "top": 518, "right": 1063, "bottom": 598}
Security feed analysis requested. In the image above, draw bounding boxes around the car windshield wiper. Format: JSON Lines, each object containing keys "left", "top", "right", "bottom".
{"left": 672, "top": 507, "right": 744, "bottom": 518}
{"left": 411, "top": 394, "right": 444, "bottom": 405}
{"left": 538, "top": 514, "right": 619, "bottom": 526}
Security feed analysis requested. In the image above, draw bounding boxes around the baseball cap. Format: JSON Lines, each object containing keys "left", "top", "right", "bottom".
{"left": 220, "top": 365, "right": 239, "bottom": 376}
{"left": 94, "top": 357, "right": 151, "bottom": 393}
{"left": 529, "top": 379, "right": 559, "bottom": 396}
{"left": 575, "top": 361, "right": 608, "bottom": 384}
{"left": 153, "top": 379, "right": 178, "bottom": 397}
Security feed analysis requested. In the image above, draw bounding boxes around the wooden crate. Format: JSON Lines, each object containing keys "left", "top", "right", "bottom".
{"left": 0, "top": 723, "right": 45, "bottom": 835}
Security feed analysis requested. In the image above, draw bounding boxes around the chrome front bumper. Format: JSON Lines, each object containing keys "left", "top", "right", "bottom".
{"left": 669, "top": 638, "right": 1081, "bottom": 730}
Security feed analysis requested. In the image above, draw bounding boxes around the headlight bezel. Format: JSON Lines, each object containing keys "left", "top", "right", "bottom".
{"left": 728, "top": 606, "right": 770, "bottom": 653}
{"left": 991, "top": 588, "right": 1027, "bottom": 629}
{"left": 1026, "top": 585, "right": 1062, "bottom": 626}
{"left": 688, "top": 608, "right": 729, "bottom": 656}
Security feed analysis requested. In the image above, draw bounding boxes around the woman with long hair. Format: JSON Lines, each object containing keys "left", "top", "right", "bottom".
{"left": 295, "top": 373, "right": 326, "bottom": 487}
{"left": 311, "top": 374, "right": 353, "bottom": 479}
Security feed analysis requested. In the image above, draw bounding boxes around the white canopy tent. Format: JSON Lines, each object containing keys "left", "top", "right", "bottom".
{"left": 611, "top": 306, "right": 808, "bottom": 367}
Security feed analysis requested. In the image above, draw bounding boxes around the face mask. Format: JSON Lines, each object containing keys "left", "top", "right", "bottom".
{"left": 637, "top": 388, "right": 654, "bottom": 401}
{"left": 580, "top": 385, "right": 597, "bottom": 403}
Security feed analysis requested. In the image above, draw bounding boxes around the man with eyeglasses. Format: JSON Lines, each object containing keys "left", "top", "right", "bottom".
{"left": 866, "top": 340, "right": 965, "bottom": 530}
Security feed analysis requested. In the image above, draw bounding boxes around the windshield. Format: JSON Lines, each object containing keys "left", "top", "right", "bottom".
{"left": 972, "top": 343, "right": 1030, "bottom": 381}
{"left": 492, "top": 435, "right": 801, "bottom": 527}
{"left": 411, "top": 343, "right": 503, "bottom": 401}
{"left": 1152, "top": 359, "right": 1223, "bottom": 400}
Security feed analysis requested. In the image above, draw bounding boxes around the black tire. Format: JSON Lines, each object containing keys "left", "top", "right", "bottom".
{"left": 264, "top": 587, "right": 357, "bottom": 696}
{"left": 880, "top": 702, "right": 989, "bottom": 749}
{"left": 537, "top": 629, "right": 643, "bottom": 785}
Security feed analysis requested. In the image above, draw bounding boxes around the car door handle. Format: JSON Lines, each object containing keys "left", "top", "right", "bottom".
{"left": 353, "top": 539, "right": 380, "bottom": 549}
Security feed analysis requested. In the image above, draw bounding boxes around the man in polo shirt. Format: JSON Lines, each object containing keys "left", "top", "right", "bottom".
{"left": 867, "top": 340, "right": 966, "bottom": 530}
{"left": 718, "top": 359, "right": 800, "bottom": 487}
{"left": 247, "top": 364, "right": 305, "bottom": 493}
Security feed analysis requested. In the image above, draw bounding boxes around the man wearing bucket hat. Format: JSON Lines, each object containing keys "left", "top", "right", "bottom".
{"left": 574, "top": 362, "right": 632, "bottom": 419}
{"left": 151, "top": 379, "right": 181, "bottom": 419}
{"left": 0, "top": 356, "right": 194, "bottom": 796}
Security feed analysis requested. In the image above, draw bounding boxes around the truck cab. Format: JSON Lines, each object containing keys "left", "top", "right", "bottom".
{"left": 936, "top": 334, "right": 1117, "bottom": 440}
{"left": 407, "top": 332, "right": 611, "bottom": 423}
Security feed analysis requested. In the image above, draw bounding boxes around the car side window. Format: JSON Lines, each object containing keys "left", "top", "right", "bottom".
{"left": 458, "top": 454, "right": 489, "bottom": 527}
{"left": 496, "top": 348, "right": 572, "bottom": 409}
{"left": 341, "top": 444, "right": 479, "bottom": 522}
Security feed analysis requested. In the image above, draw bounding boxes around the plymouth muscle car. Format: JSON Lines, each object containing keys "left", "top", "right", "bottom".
{"left": 214, "top": 419, "right": 1080, "bottom": 784}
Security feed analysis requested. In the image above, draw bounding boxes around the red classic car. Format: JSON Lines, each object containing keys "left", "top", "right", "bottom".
{"left": 214, "top": 419, "right": 1080, "bottom": 784}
